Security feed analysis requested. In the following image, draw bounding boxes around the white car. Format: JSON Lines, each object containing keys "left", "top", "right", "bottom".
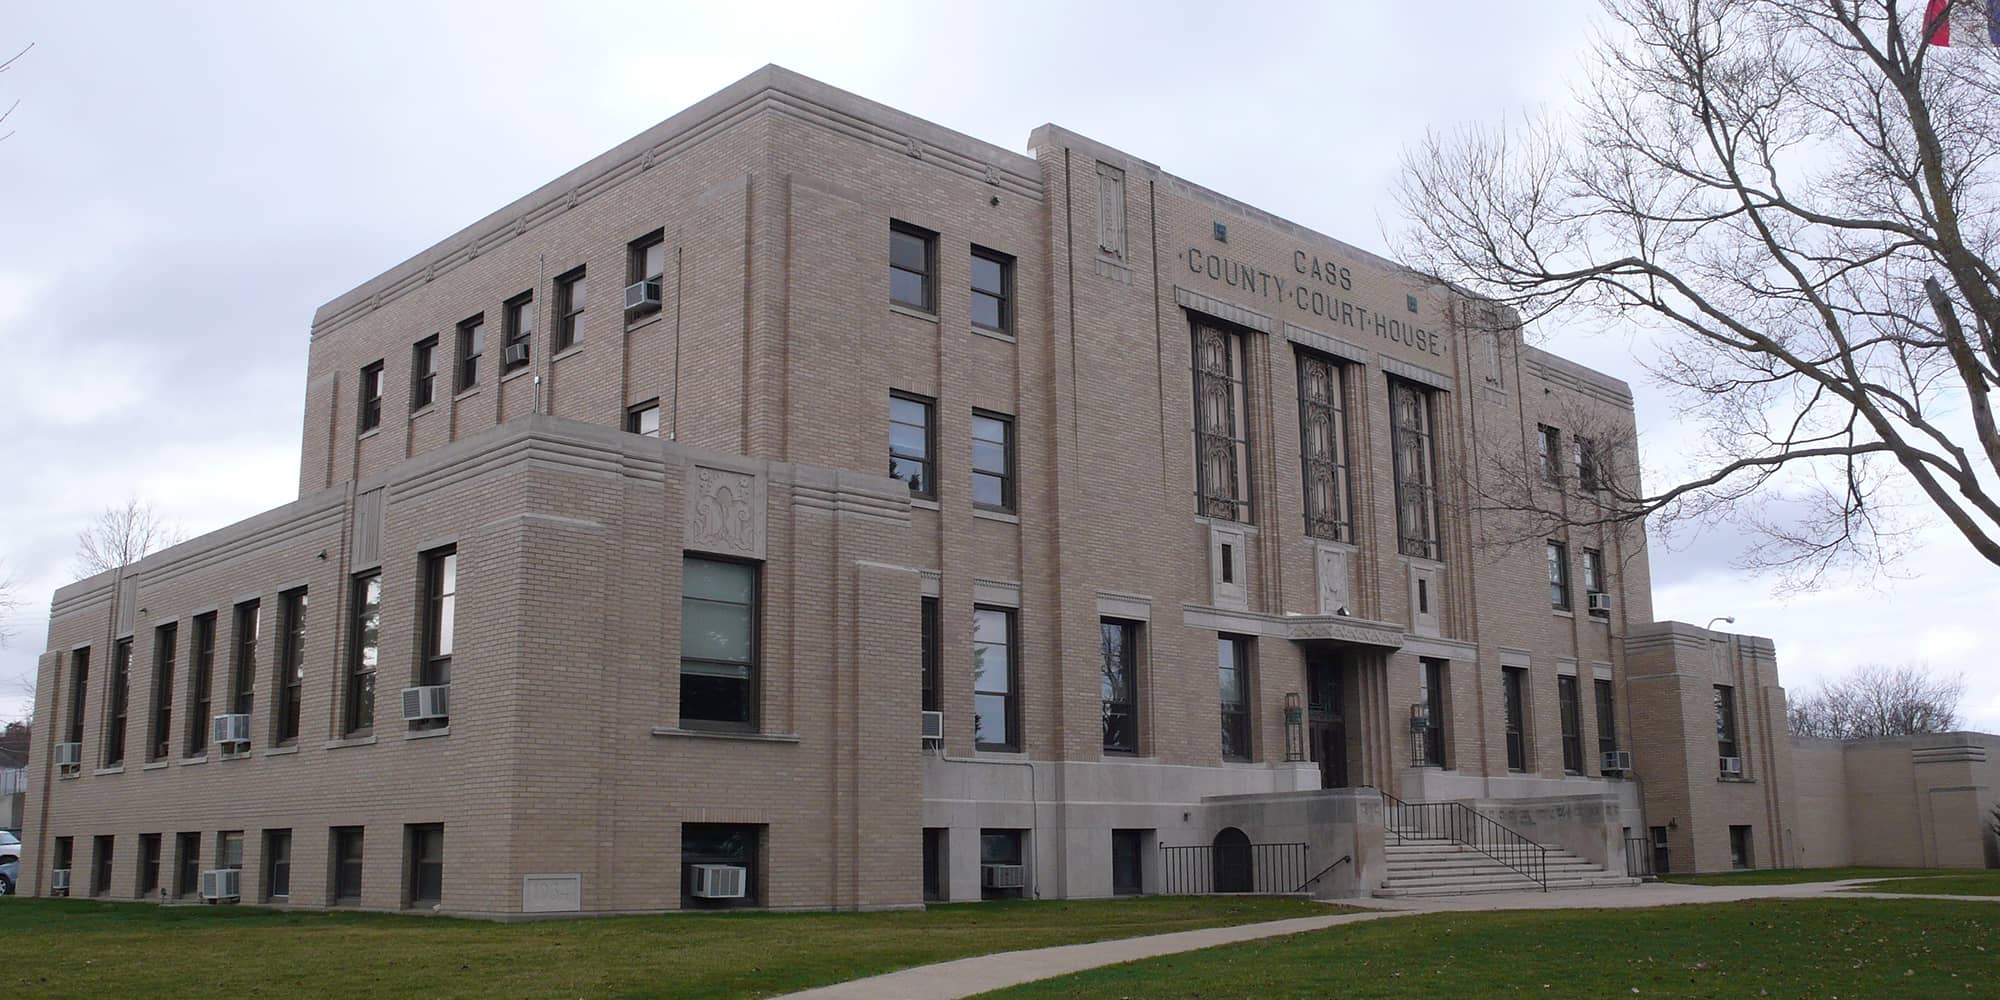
{"left": 0, "top": 831, "right": 17, "bottom": 866}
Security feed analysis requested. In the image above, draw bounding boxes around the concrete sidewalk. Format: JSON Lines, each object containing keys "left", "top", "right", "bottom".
{"left": 772, "top": 880, "right": 2000, "bottom": 1000}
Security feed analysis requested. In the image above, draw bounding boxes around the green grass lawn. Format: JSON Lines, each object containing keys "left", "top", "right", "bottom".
{"left": 4, "top": 895, "right": 1332, "bottom": 999}
{"left": 1661, "top": 865, "right": 1966, "bottom": 886}
{"left": 1850, "top": 872, "right": 2000, "bottom": 896}
{"left": 978, "top": 898, "right": 2000, "bottom": 998}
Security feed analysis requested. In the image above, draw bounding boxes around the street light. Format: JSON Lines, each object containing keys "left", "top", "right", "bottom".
{"left": 1705, "top": 616, "right": 1735, "bottom": 631}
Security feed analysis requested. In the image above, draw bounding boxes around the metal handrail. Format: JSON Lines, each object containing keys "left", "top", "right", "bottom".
{"left": 1381, "top": 791, "right": 1549, "bottom": 891}
{"left": 1295, "top": 853, "right": 1352, "bottom": 893}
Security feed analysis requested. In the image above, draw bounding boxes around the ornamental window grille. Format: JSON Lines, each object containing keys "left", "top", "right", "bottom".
{"left": 1296, "top": 350, "right": 1351, "bottom": 542}
{"left": 1192, "top": 321, "right": 1250, "bottom": 521}
{"left": 1390, "top": 378, "right": 1440, "bottom": 559}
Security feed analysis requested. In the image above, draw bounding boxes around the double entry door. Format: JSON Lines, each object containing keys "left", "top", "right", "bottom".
{"left": 1307, "top": 657, "right": 1349, "bottom": 789}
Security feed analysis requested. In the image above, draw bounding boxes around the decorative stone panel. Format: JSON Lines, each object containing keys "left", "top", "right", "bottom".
{"left": 685, "top": 463, "right": 766, "bottom": 560}
{"left": 1208, "top": 522, "right": 1248, "bottom": 611}
{"left": 1315, "top": 544, "right": 1351, "bottom": 616}
{"left": 1407, "top": 561, "right": 1441, "bottom": 638}
{"left": 1096, "top": 161, "right": 1126, "bottom": 260}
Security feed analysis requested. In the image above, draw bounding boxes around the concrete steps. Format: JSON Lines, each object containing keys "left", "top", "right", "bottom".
{"left": 1375, "top": 827, "right": 1639, "bottom": 898}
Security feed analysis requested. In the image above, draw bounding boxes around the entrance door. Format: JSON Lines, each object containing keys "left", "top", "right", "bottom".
{"left": 1307, "top": 659, "right": 1348, "bottom": 788}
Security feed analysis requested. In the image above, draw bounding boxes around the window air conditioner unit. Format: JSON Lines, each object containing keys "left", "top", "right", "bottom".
{"left": 1588, "top": 593, "right": 1614, "bottom": 613}
{"left": 921, "top": 710, "right": 944, "bottom": 741}
{"left": 200, "top": 868, "right": 240, "bottom": 902}
{"left": 625, "top": 278, "right": 663, "bottom": 313}
{"left": 981, "top": 864, "right": 1026, "bottom": 889}
{"left": 212, "top": 714, "right": 250, "bottom": 749}
{"left": 1719, "top": 756, "right": 1744, "bottom": 777}
{"left": 51, "top": 868, "right": 71, "bottom": 895}
{"left": 502, "top": 342, "right": 530, "bottom": 367}
{"left": 54, "top": 741, "right": 81, "bottom": 771}
{"left": 689, "top": 864, "right": 747, "bottom": 899}
{"left": 401, "top": 685, "right": 450, "bottom": 722}
{"left": 1601, "top": 750, "right": 1632, "bottom": 773}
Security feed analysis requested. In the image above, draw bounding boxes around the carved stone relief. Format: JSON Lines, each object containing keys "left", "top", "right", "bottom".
{"left": 1096, "top": 161, "right": 1126, "bottom": 260}
{"left": 1316, "top": 545, "right": 1351, "bottom": 616}
{"left": 685, "top": 464, "right": 766, "bottom": 559}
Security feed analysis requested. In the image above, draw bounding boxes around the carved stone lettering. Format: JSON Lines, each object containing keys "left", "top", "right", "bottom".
{"left": 522, "top": 874, "right": 581, "bottom": 913}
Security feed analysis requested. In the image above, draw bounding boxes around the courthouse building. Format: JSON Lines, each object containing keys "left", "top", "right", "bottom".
{"left": 26, "top": 67, "right": 1822, "bottom": 915}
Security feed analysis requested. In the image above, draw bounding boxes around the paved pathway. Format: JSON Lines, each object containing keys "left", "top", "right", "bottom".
{"left": 773, "top": 880, "right": 2000, "bottom": 1000}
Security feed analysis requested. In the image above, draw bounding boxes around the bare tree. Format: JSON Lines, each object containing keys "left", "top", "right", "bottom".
{"left": 74, "top": 496, "right": 185, "bottom": 577}
{"left": 0, "top": 558, "right": 18, "bottom": 648}
{"left": 1396, "top": 0, "right": 2000, "bottom": 589}
{"left": 0, "top": 42, "right": 30, "bottom": 143}
{"left": 1787, "top": 662, "right": 1964, "bottom": 737}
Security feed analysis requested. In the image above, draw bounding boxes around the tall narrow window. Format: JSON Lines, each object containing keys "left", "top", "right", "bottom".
{"left": 186, "top": 613, "right": 215, "bottom": 756}
{"left": 456, "top": 314, "right": 484, "bottom": 391}
{"left": 412, "top": 336, "right": 439, "bottom": 409}
{"left": 358, "top": 361, "right": 384, "bottom": 432}
{"left": 1537, "top": 425, "right": 1561, "bottom": 483}
{"left": 890, "top": 221, "right": 936, "bottom": 311}
{"left": 264, "top": 830, "right": 292, "bottom": 900}
{"left": 345, "top": 573, "right": 381, "bottom": 735}
{"left": 971, "top": 411, "right": 1015, "bottom": 512}
{"left": 680, "top": 557, "right": 759, "bottom": 729}
{"left": 1715, "top": 685, "right": 1739, "bottom": 764}
{"left": 53, "top": 837, "right": 73, "bottom": 894}
{"left": 1547, "top": 541, "right": 1571, "bottom": 611}
{"left": 1595, "top": 678, "right": 1618, "bottom": 759}
{"left": 175, "top": 832, "right": 201, "bottom": 898}
{"left": 1558, "top": 674, "right": 1583, "bottom": 774}
{"left": 627, "top": 231, "right": 666, "bottom": 317}
{"left": 625, "top": 399, "right": 661, "bottom": 437}
{"left": 1729, "top": 826, "right": 1753, "bottom": 869}
{"left": 1418, "top": 658, "right": 1447, "bottom": 767}
{"left": 1503, "top": 666, "right": 1528, "bottom": 771}
{"left": 331, "top": 828, "right": 364, "bottom": 904}
{"left": 1574, "top": 436, "right": 1602, "bottom": 492}
{"left": 139, "top": 833, "right": 162, "bottom": 896}
{"left": 1193, "top": 321, "right": 1250, "bottom": 521}
{"left": 889, "top": 392, "right": 935, "bottom": 499}
{"left": 149, "top": 622, "right": 176, "bottom": 762}
{"left": 970, "top": 246, "right": 1013, "bottom": 333}
{"left": 973, "top": 606, "right": 1018, "bottom": 750}
{"left": 217, "top": 830, "right": 243, "bottom": 872}
{"left": 66, "top": 647, "right": 90, "bottom": 747}
{"left": 1218, "top": 635, "right": 1252, "bottom": 761}
{"left": 275, "top": 588, "right": 306, "bottom": 746}
{"left": 91, "top": 835, "right": 114, "bottom": 896}
{"left": 1100, "top": 619, "right": 1139, "bottom": 754}
{"left": 554, "top": 267, "right": 586, "bottom": 352}
{"left": 502, "top": 292, "right": 534, "bottom": 371}
{"left": 1583, "top": 549, "right": 1608, "bottom": 618}
{"left": 105, "top": 638, "right": 131, "bottom": 767}
{"left": 421, "top": 548, "right": 456, "bottom": 689}
{"left": 407, "top": 824, "right": 444, "bottom": 906}
{"left": 1390, "top": 378, "right": 1439, "bottom": 558}
{"left": 231, "top": 600, "right": 260, "bottom": 742}
{"left": 920, "top": 596, "right": 940, "bottom": 714}
{"left": 1296, "top": 349, "right": 1351, "bottom": 541}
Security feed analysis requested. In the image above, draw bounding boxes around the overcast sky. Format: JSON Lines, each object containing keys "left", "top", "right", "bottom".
{"left": 2, "top": 1, "right": 1995, "bottom": 729}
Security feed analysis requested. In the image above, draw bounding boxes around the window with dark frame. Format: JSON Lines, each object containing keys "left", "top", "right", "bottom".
{"left": 104, "top": 637, "right": 131, "bottom": 767}
{"left": 889, "top": 392, "right": 935, "bottom": 498}
{"left": 1218, "top": 634, "right": 1252, "bottom": 761}
{"left": 265, "top": 829, "right": 292, "bottom": 900}
{"left": 1574, "top": 436, "right": 1603, "bottom": 492}
{"left": 358, "top": 361, "right": 384, "bottom": 432}
{"left": 407, "top": 824, "right": 444, "bottom": 906}
{"left": 626, "top": 399, "right": 661, "bottom": 437}
{"left": 1296, "top": 349, "right": 1352, "bottom": 542}
{"left": 554, "top": 267, "right": 586, "bottom": 352}
{"left": 275, "top": 588, "right": 306, "bottom": 746}
{"left": 217, "top": 830, "right": 243, "bottom": 872}
{"left": 680, "top": 556, "right": 759, "bottom": 729}
{"left": 971, "top": 411, "right": 1015, "bottom": 512}
{"left": 920, "top": 596, "right": 941, "bottom": 714}
{"left": 1595, "top": 678, "right": 1618, "bottom": 758}
{"left": 456, "top": 315, "right": 484, "bottom": 391}
{"left": 1583, "top": 548, "right": 1608, "bottom": 618}
{"left": 922, "top": 827, "right": 947, "bottom": 902}
{"left": 1389, "top": 378, "right": 1440, "bottom": 558}
{"left": 502, "top": 292, "right": 534, "bottom": 371}
{"left": 175, "top": 832, "right": 201, "bottom": 898}
{"left": 1729, "top": 825, "right": 1753, "bottom": 869}
{"left": 1100, "top": 619, "right": 1139, "bottom": 754}
{"left": 627, "top": 231, "right": 666, "bottom": 317}
{"left": 186, "top": 614, "right": 214, "bottom": 756}
{"left": 345, "top": 573, "right": 381, "bottom": 735}
{"left": 890, "top": 221, "right": 936, "bottom": 311}
{"left": 970, "top": 246, "right": 1013, "bottom": 333}
{"left": 230, "top": 600, "right": 259, "bottom": 745}
{"left": 979, "top": 829, "right": 1024, "bottom": 900}
{"left": 331, "top": 827, "right": 364, "bottom": 903}
{"left": 53, "top": 836, "right": 72, "bottom": 893}
{"left": 91, "top": 835, "right": 113, "bottom": 896}
{"left": 1503, "top": 666, "right": 1528, "bottom": 771}
{"left": 681, "top": 823, "right": 762, "bottom": 909}
{"left": 1111, "top": 830, "right": 1146, "bottom": 895}
{"left": 973, "top": 606, "right": 1018, "bottom": 750}
{"left": 1547, "top": 541, "right": 1571, "bottom": 611}
{"left": 139, "top": 832, "right": 161, "bottom": 897}
{"left": 1193, "top": 320, "right": 1250, "bottom": 521}
{"left": 1418, "top": 658, "right": 1447, "bottom": 767}
{"left": 420, "top": 548, "right": 456, "bottom": 693}
{"left": 1558, "top": 674, "right": 1584, "bottom": 774}
{"left": 1715, "top": 685, "right": 1740, "bottom": 763}
{"left": 1537, "top": 425, "right": 1561, "bottom": 483}
{"left": 412, "top": 336, "right": 439, "bottom": 410}
{"left": 65, "top": 647, "right": 89, "bottom": 748}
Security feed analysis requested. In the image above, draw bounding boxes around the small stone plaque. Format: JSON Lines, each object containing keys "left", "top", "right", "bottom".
{"left": 522, "top": 873, "right": 581, "bottom": 913}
